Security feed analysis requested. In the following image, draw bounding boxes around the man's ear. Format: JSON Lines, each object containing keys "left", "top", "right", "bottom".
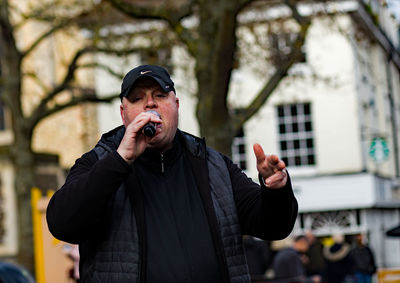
{"left": 176, "top": 96, "right": 179, "bottom": 109}
{"left": 120, "top": 103, "right": 125, "bottom": 123}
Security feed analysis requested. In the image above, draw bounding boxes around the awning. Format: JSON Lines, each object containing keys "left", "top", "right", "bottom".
{"left": 386, "top": 225, "right": 400, "bottom": 237}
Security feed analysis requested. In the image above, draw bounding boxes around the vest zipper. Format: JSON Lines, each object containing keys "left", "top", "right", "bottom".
{"left": 160, "top": 153, "right": 165, "bottom": 173}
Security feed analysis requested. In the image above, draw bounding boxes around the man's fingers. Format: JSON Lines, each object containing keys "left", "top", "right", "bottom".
{"left": 267, "top": 155, "right": 286, "bottom": 171}
{"left": 126, "top": 112, "right": 162, "bottom": 137}
{"left": 253, "top": 143, "right": 266, "bottom": 164}
{"left": 267, "top": 154, "right": 279, "bottom": 166}
{"left": 265, "top": 169, "right": 287, "bottom": 188}
{"left": 253, "top": 143, "right": 287, "bottom": 188}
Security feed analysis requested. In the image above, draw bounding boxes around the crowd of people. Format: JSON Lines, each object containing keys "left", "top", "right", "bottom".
{"left": 245, "top": 232, "right": 377, "bottom": 283}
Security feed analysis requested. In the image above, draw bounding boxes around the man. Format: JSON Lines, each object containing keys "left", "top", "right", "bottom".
{"left": 272, "top": 235, "right": 321, "bottom": 283}
{"left": 349, "top": 234, "right": 376, "bottom": 283}
{"left": 46, "top": 64, "right": 298, "bottom": 283}
{"left": 323, "top": 233, "right": 352, "bottom": 283}
{"left": 304, "top": 231, "right": 326, "bottom": 280}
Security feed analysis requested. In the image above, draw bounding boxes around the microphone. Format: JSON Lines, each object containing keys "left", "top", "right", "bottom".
{"left": 143, "top": 110, "right": 160, "bottom": 137}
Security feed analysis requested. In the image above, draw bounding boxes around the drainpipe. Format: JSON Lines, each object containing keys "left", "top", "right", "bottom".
{"left": 386, "top": 55, "right": 400, "bottom": 177}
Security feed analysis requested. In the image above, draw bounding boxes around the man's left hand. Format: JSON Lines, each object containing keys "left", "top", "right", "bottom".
{"left": 253, "top": 143, "right": 287, "bottom": 189}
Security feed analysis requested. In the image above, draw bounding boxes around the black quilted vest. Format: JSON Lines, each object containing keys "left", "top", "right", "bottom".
{"left": 80, "top": 127, "right": 250, "bottom": 282}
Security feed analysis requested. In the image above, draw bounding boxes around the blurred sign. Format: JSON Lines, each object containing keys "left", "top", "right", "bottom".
{"left": 369, "top": 137, "right": 389, "bottom": 163}
{"left": 377, "top": 268, "right": 400, "bottom": 283}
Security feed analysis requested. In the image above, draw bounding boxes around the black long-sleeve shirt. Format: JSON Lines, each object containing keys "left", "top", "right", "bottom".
{"left": 46, "top": 129, "right": 298, "bottom": 282}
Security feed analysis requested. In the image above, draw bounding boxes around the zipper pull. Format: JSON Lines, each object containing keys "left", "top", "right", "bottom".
{"left": 160, "top": 153, "right": 165, "bottom": 173}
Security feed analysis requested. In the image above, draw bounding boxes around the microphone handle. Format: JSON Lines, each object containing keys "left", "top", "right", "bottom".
{"left": 143, "top": 123, "right": 156, "bottom": 137}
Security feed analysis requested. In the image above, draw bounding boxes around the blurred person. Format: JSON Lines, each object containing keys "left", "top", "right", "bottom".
{"left": 272, "top": 235, "right": 321, "bottom": 283}
{"left": 323, "top": 233, "right": 352, "bottom": 283}
{"left": 64, "top": 244, "right": 80, "bottom": 282}
{"left": 46, "top": 64, "right": 298, "bottom": 282}
{"left": 305, "top": 231, "right": 326, "bottom": 281}
{"left": 0, "top": 262, "right": 35, "bottom": 283}
{"left": 349, "top": 234, "right": 376, "bottom": 283}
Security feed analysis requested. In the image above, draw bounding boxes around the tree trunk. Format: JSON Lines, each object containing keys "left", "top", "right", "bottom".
{"left": 195, "top": 0, "right": 240, "bottom": 156}
{"left": 10, "top": 125, "right": 35, "bottom": 274}
{"left": 0, "top": 0, "right": 35, "bottom": 273}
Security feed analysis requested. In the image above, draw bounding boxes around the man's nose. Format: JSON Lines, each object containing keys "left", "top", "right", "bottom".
{"left": 145, "top": 96, "right": 156, "bottom": 108}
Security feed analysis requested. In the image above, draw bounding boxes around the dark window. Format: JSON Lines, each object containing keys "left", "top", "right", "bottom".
{"left": 280, "top": 141, "right": 287, "bottom": 150}
{"left": 0, "top": 177, "right": 5, "bottom": 243}
{"left": 294, "top": 140, "right": 300, "bottom": 149}
{"left": 0, "top": 101, "right": 5, "bottom": 131}
{"left": 291, "top": 105, "right": 297, "bottom": 116}
{"left": 304, "top": 104, "right": 311, "bottom": 115}
{"left": 232, "top": 128, "right": 247, "bottom": 171}
{"left": 279, "top": 124, "right": 286, "bottom": 134}
{"left": 305, "top": 121, "right": 312, "bottom": 131}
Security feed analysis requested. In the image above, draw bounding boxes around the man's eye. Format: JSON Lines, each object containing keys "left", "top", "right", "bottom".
{"left": 156, "top": 93, "right": 167, "bottom": 98}
{"left": 130, "top": 96, "right": 142, "bottom": 102}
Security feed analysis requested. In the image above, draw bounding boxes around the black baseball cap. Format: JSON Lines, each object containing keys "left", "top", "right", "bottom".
{"left": 120, "top": 65, "right": 175, "bottom": 99}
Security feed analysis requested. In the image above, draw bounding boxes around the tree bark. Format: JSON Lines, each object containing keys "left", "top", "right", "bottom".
{"left": 10, "top": 136, "right": 35, "bottom": 274}
{"left": 195, "top": 0, "right": 240, "bottom": 155}
{"left": 1, "top": 0, "right": 35, "bottom": 272}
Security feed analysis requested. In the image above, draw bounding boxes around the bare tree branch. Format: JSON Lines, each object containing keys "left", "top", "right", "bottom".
{"left": 235, "top": 0, "right": 311, "bottom": 129}
{"left": 105, "top": 0, "right": 197, "bottom": 53}
{"left": 24, "top": 71, "right": 50, "bottom": 93}
{"left": 234, "top": 45, "right": 304, "bottom": 128}
{"left": 91, "top": 46, "right": 146, "bottom": 57}
{"left": 238, "top": 0, "right": 256, "bottom": 7}
{"left": 78, "top": 62, "right": 124, "bottom": 81}
{"left": 284, "top": 0, "right": 309, "bottom": 25}
{"left": 20, "top": 2, "right": 107, "bottom": 57}
{"left": 0, "top": 0, "right": 23, "bottom": 117}
{"left": 21, "top": 22, "right": 67, "bottom": 57}
{"left": 30, "top": 90, "right": 119, "bottom": 128}
{"left": 29, "top": 40, "right": 157, "bottom": 129}
{"left": 30, "top": 46, "right": 92, "bottom": 124}
{"left": 105, "top": 0, "right": 193, "bottom": 21}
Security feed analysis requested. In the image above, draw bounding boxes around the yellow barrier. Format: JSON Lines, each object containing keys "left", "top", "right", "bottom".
{"left": 378, "top": 268, "right": 400, "bottom": 283}
{"left": 31, "top": 188, "right": 72, "bottom": 283}
{"left": 32, "top": 187, "right": 45, "bottom": 283}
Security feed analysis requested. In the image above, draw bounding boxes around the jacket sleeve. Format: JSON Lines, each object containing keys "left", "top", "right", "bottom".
{"left": 224, "top": 155, "right": 298, "bottom": 240}
{"left": 46, "top": 150, "right": 131, "bottom": 244}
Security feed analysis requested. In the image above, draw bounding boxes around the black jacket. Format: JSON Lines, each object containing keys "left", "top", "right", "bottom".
{"left": 47, "top": 127, "right": 298, "bottom": 282}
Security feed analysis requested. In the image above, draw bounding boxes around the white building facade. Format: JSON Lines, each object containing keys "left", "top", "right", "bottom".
{"left": 243, "top": 3, "right": 400, "bottom": 267}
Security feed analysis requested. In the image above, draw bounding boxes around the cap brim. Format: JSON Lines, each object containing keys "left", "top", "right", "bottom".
{"left": 143, "top": 75, "right": 172, "bottom": 93}
{"left": 120, "top": 75, "right": 174, "bottom": 98}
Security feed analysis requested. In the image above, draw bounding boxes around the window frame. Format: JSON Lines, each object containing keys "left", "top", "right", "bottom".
{"left": 276, "top": 103, "right": 316, "bottom": 169}
{"left": 231, "top": 128, "right": 247, "bottom": 171}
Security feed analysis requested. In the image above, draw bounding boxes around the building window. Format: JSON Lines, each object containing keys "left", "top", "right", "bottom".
{"left": 0, "top": 101, "right": 5, "bottom": 131}
{"left": 232, "top": 128, "right": 247, "bottom": 170}
{"left": 0, "top": 176, "right": 5, "bottom": 244}
{"left": 276, "top": 103, "right": 315, "bottom": 167}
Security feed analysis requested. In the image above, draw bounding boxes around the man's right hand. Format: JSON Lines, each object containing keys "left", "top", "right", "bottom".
{"left": 117, "top": 112, "right": 162, "bottom": 164}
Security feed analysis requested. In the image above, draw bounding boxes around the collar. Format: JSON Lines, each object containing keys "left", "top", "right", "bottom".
{"left": 136, "top": 134, "right": 182, "bottom": 173}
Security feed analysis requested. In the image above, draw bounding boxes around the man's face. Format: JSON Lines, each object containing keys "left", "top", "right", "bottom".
{"left": 294, "top": 239, "right": 309, "bottom": 253}
{"left": 120, "top": 77, "right": 179, "bottom": 151}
